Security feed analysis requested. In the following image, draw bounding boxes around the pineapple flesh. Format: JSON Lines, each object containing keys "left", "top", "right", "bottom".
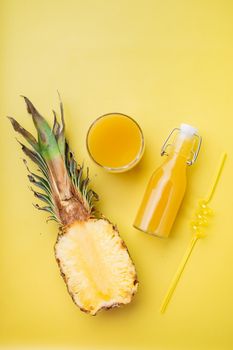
{"left": 9, "top": 96, "right": 138, "bottom": 315}
{"left": 56, "top": 220, "right": 137, "bottom": 315}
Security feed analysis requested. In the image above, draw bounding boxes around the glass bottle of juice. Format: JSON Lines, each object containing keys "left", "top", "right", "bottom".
{"left": 134, "top": 124, "right": 202, "bottom": 238}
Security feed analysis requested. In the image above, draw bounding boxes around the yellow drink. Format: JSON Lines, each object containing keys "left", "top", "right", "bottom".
{"left": 134, "top": 124, "right": 200, "bottom": 238}
{"left": 87, "top": 113, "right": 144, "bottom": 172}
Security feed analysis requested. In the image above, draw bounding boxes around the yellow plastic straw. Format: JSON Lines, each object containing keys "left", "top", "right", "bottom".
{"left": 205, "top": 152, "right": 227, "bottom": 203}
{"left": 160, "top": 152, "right": 227, "bottom": 314}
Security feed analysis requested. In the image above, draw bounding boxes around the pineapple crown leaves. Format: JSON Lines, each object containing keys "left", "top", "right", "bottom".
{"left": 8, "top": 95, "right": 99, "bottom": 223}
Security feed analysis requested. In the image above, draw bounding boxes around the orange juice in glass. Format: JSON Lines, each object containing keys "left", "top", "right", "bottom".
{"left": 86, "top": 113, "right": 144, "bottom": 172}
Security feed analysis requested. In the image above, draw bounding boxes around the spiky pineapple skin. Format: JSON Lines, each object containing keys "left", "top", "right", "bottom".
{"left": 55, "top": 219, "right": 138, "bottom": 315}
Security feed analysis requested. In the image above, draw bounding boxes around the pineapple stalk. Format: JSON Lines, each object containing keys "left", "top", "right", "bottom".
{"left": 8, "top": 96, "right": 138, "bottom": 315}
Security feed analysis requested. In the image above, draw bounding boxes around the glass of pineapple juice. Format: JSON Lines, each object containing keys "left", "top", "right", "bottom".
{"left": 86, "top": 113, "right": 145, "bottom": 172}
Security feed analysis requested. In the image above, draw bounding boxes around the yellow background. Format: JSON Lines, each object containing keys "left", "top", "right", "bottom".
{"left": 1, "top": 0, "right": 233, "bottom": 349}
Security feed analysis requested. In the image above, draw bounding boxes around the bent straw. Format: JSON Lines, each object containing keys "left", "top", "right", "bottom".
{"left": 160, "top": 152, "right": 227, "bottom": 314}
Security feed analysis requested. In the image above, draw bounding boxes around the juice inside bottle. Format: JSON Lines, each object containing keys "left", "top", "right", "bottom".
{"left": 134, "top": 124, "right": 201, "bottom": 238}
{"left": 87, "top": 113, "right": 144, "bottom": 172}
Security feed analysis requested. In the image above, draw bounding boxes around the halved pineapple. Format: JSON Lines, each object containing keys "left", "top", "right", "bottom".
{"left": 9, "top": 96, "right": 138, "bottom": 315}
{"left": 56, "top": 219, "right": 137, "bottom": 315}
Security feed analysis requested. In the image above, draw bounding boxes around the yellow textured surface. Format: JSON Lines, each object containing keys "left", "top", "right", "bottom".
{"left": 0, "top": 1, "right": 232, "bottom": 349}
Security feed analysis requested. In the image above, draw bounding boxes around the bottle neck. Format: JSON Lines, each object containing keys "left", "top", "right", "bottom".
{"left": 168, "top": 133, "right": 195, "bottom": 164}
